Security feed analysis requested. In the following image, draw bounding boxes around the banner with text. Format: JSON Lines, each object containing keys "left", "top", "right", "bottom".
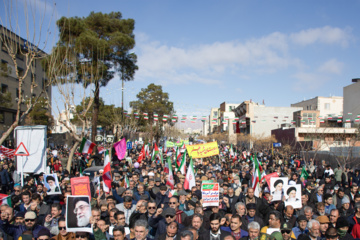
{"left": 201, "top": 182, "right": 219, "bottom": 207}
{"left": 186, "top": 141, "right": 219, "bottom": 159}
{"left": 70, "top": 176, "right": 91, "bottom": 199}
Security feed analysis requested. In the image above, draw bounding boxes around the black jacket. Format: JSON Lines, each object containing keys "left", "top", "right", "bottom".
{"left": 199, "top": 229, "right": 231, "bottom": 240}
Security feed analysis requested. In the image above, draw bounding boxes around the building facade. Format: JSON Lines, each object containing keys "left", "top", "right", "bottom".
{"left": 343, "top": 79, "right": 360, "bottom": 128}
{"left": 0, "top": 25, "right": 51, "bottom": 143}
{"left": 234, "top": 101, "right": 302, "bottom": 138}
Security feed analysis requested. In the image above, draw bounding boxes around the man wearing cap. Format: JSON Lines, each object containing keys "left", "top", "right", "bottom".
{"left": 240, "top": 204, "right": 264, "bottom": 231}
{"left": 14, "top": 212, "right": 25, "bottom": 226}
{"left": 37, "top": 228, "right": 51, "bottom": 240}
{"left": 316, "top": 216, "right": 330, "bottom": 239}
{"left": 339, "top": 196, "right": 353, "bottom": 218}
{"left": 336, "top": 216, "right": 353, "bottom": 240}
{"left": 148, "top": 207, "right": 184, "bottom": 239}
{"left": 0, "top": 211, "right": 48, "bottom": 240}
{"left": 281, "top": 222, "right": 296, "bottom": 240}
{"left": 292, "top": 215, "right": 308, "bottom": 238}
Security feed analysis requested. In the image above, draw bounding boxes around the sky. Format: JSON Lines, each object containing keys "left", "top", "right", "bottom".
{"left": 1, "top": 0, "right": 360, "bottom": 129}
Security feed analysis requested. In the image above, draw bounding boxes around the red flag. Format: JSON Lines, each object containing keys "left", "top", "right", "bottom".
{"left": 0, "top": 146, "right": 15, "bottom": 159}
{"left": 137, "top": 145, "right": 145, "bottom": 163}
{"left": 260, "top": 172, "right": 279, "bottom": 188}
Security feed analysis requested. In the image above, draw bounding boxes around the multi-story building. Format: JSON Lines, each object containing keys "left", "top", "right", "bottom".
{"left": 219, "top": 102, "right": 240, "bottom": 132}
{"left": 0, "top": 25, "right": 51, "bottom": 143}
{"left": 291, "top": 96, "right": 343, "bottom": 119}
{"left": 52, "top": 106, "right": 76, "bottom": 134}
{"left": 233, "top": 101, "right": 302, "bottom": 138}
{"left": 209, "top": 107, "right": 220, "bottom": 134}
{"left": 343, "top": 78, "right": 360, "bottom": 128}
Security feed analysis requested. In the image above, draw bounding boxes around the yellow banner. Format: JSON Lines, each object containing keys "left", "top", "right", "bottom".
{"left": 186, "top": 141, "right": 219, "bottom": 159}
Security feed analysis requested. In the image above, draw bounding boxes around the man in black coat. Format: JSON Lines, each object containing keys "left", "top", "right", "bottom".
{"left": 240, "top": 188, "right": 270, "bottom": 219}
{"left": 241, "top": 203, "right": 264, "bottom": 231}
{"left": 200, "top": 213, "right": 230, "bottom": 240}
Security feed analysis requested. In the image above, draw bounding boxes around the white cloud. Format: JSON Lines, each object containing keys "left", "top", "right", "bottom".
{"left": 317, "top": 59, "right": 343, "bottom": 74}
{"left": 290, "top": 26, "right": 352, "bottom": 47}
{"left": 135, "top": 26, "right": 352, "bottom": 87}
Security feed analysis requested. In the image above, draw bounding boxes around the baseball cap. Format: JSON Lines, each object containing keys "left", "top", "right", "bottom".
{"left": 297, "top": 215, "right": 307, "bottom": 222}
{"left": 281, "top": 222, "right": 292, "bottom": 231}
{"left": 162, "top": 208, "right": 176, "bottom": 217}
{"left": 24, "top": 211, "right": 36, "bottom": 220}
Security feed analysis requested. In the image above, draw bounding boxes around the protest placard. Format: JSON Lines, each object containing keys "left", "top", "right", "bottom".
{"left": 186, "top": 142, "right": 219, "bottom": 159}
{"left": 66, "top": 195, "right": 92, "bottom": 233}
{"left": 201, "top": 182, "right": 219, "bottom": 207}
{"left": 44, "top": 174, "right": 61, "bottom": 195}
{"left": 70, "top": 176, "right": 91, "bottom": 199}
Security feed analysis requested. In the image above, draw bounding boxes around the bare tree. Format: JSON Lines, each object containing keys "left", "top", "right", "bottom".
{"left": 0, "top": 0, "right": 56, "bottom": 145}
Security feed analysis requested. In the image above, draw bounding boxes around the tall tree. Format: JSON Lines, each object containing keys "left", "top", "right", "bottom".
{"left": 55, "top": 11, "right": 138, "bottom": 142}
{"left": 25, "top": 97, "right": 54, "bottom": 128}
{"left": 130, "top": 83, "right": 175, "bottom": 142}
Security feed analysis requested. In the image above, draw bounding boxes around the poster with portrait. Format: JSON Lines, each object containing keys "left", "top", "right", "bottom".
{"left": 270, "top": 177, "right": 288, "bottom": 201}
{"left": 44, "top": 174, "right": 61, "bottom": 195}
{"left": 284, "top": 184, "right": 302, "bottom": 209}
{"left": 66, "top": 195, "right": 93, "bottom": 233}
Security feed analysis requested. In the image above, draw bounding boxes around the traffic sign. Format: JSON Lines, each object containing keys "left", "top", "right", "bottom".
{"left": 106, "top": 135, "right": 114, "bottom": 143}
{"left": 95, "top": 135, "right": 104, "bottom": 142}
{"left": 14, "top": 142, "right": 29, "bottom": 156}
{"left": 127, "top": 141, "right": 133, "bottom": 150}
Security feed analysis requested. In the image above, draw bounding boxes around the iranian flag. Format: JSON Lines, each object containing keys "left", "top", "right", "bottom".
{"left": 184, "top": 157, "right": 195, "bottom": 190}
{"left": 164, "top": 157, "right": 170, "bottom": 174}
{"left": 124, "top": 175, "right": 130, "bottom": 189}
{"left": 175, "top": 147, "right": 181, "bottom": 168}
{"left": 179, "top": 150, "right": 187, "bottom": 175}
{"left": 0, "top": 194, "right": 11, "bottom": 207}
{"left": 151, "top": 143, "right": 160, "bottom": 161}
{"left": 229, "top": 144, "right": 234, "bottom": 158}
{"left": 79, "top": 138, "right": 96, "bottom": 154}
{"left": 102, "top": 150, "right": 112, "bottom": 193}
{"left": 166, "top": 156, "right": 174, "bottom": 189}
{"left": 251, "top": 155, "right": 262, "bottom": 197}
{"left": 145, "top": 144, "right": 150, "bottom": 157}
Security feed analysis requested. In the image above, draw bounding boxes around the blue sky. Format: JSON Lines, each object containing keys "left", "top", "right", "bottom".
{"left": 2, "top": 0, "right": 360, "bottom": 125}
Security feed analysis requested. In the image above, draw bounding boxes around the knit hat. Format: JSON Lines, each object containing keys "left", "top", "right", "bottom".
{"left": 341, "top": 196, "right": 350, "bottom": 205}
{"left": 336, "top": 217, "right": 349, "bottom": 229}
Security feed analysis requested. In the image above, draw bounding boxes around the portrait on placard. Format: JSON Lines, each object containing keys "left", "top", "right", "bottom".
{"left": 66, "top": 195, "right": 92, "bottom": 233}
{"left": 270, "top": 177, "right": 288, "bottom": 201}
{"left": 44, "top": 174, "right": 61, "bottom": 195}
{"left": 284, "top": 184, "right": 302, "bottom": 209}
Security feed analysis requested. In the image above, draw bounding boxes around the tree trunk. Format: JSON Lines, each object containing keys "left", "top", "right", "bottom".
{"left": 67, "top": 141, "right": 79, "bottom": 172}
{"left": 0, "top": 122, "right": 19, "bottom": 146}
{"left": 91, "top": 82, "right": 100, "bottom": 143}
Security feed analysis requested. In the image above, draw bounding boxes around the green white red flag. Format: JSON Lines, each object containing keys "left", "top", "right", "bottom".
{"left": 166, "top": 156, "right": 174, "bottom": 189}
{"left": 251, "top": 155, "right": 262, "bottom": 197}
{"left": 79, "top": 138, "right": 96, "bottom": 154}
{"left": 179, "top": 149, "right": 187, "bottom": 175}
{"left": 184, "top": 157, "right": 195, "bottom": 190}
{"left": 102, "top": 150, "right": 112, "bottom": 193}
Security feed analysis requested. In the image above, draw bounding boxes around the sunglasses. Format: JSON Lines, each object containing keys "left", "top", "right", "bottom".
{"left": 148, "top": 207, "right": 156, "bottom": 209}
{"left": 169, "top": 202, "right": 176, "bottom": 205}
{"left": 76, "top": 235, "right": 87, "bottom": 238}
{"left": 165, "top": 215, "right": 174, "bottom": 219}
{"left": 25, "top": 219, "right": 35, "bottom": 222}
{"left": 58, "top": 227, "right": 66, "bottom": 230}
{"left": 281, "top": 230, "right": 291, "bottom": 234}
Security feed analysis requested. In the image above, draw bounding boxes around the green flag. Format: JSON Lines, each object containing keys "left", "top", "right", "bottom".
{"left": 300, "top": 166, "right": 309, "bottom": 180}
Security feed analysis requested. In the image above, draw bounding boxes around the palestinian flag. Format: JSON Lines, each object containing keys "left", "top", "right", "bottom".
{"left": 0, "top": 194, "right": 11, "bottom": 207}
{"left": 124, "top": 175, "right": 130, "bottom": 189}
{"left": 179, "top": 150, "right": 187, "bottom": 175}
{"left": 184, "top": 157, "right": 195, "bottom": 190}
{"left": 151, "top": 143, "right": 160, "bottom": 161}
{"left": 166, "top": 156, "right": 175, "bottom": 189}
{"left": 251, "top": 155, "right": 262, "bottom": 197}
{"left": 102, "top": 150, "right": 112, "bottom": 193}
{"left": 79, "top": 138, "right": 96, "bottom": 154}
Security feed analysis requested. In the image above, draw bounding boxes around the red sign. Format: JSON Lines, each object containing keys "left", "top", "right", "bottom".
{"left": 70, "top": 176, "right": 91, "bottom": 198}
{"left": 14, "top": 142, "right": 29, "bottom": 156}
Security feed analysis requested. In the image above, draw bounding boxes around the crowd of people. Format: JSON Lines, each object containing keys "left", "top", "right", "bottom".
{"left": 0, "top": 143, "right": 359, "bottom": 240}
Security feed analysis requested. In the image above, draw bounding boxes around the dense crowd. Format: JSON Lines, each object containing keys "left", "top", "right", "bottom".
{"left": 0, "top": 143, "right": 360, "bottom": 240}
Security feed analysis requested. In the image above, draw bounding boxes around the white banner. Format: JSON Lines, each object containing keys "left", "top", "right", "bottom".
{"left": 15, "top": 126, "right": 47, "bottom": 174}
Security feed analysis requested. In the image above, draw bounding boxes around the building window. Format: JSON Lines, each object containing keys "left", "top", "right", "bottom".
{"left": 0, "top": 111, "right": 4, "bottom": 123}
{"left": 324, "top": 103, "right": 330, "bottom": 110}
{"left": 1, "top": 84, "right": 8, "bottom": 93}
